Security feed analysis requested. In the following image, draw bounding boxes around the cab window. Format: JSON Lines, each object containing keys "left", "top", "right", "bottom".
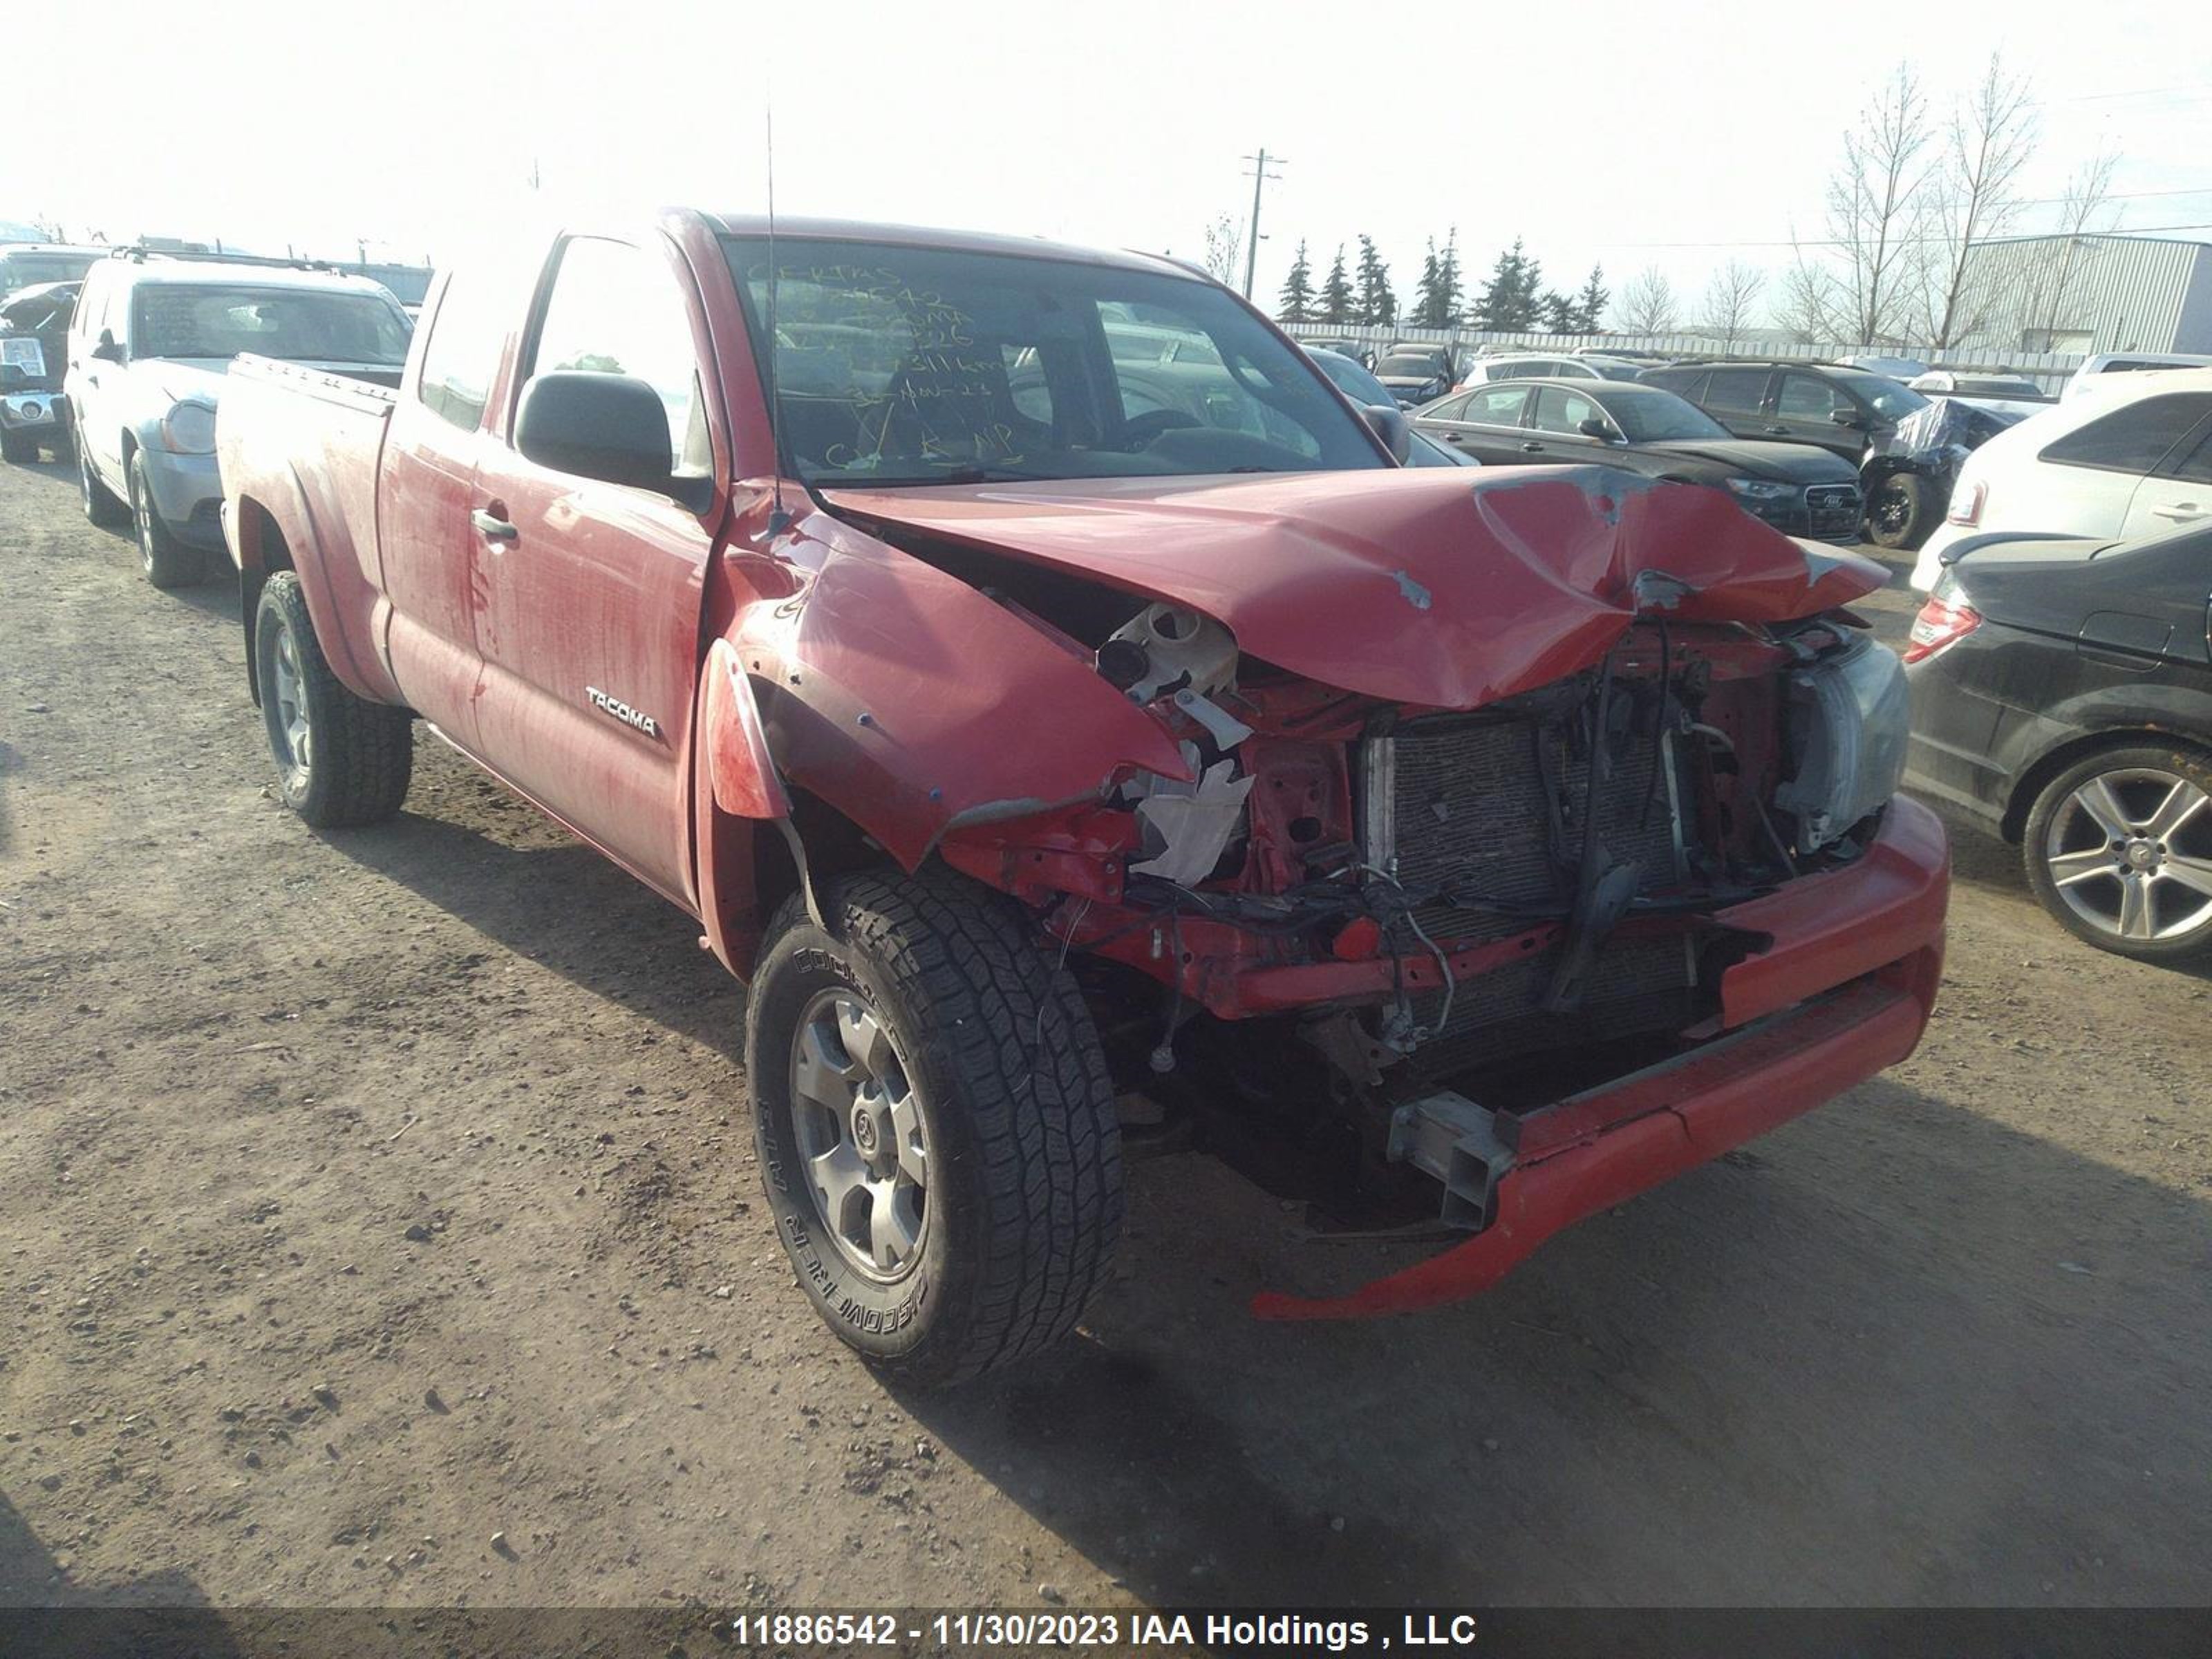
{"left": 523, "top": 236, "right": 708, "bottom": 476}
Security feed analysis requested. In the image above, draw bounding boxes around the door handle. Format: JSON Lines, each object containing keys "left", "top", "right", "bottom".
{"left": 2150, "top": 503, "right": 2204, "bottom": 521}
{"left": 471, "top": 506, "right": 518, "bottom": 541}
{"left": 1519, "top": 441, "right": 1544, "bottom": 453}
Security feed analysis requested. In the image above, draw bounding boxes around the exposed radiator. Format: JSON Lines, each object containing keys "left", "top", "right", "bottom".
{"left": 1360, "top": 711, "right": 1700, "bottom": 1075}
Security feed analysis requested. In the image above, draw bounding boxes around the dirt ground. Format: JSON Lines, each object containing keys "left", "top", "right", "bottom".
{"left": 1, "top": 455, "right": 2207, "bottom": 1616}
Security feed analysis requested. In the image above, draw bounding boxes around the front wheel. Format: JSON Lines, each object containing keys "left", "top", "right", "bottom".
{"left": 77, "top": 437, "right": 128, "bottom": 527}
{"left": 747, "top": 868, "right": 1124, "bottom": 1388}
{"left": 2022, "top": 744, "right": 2212, "bottom": 962}
{"left": 1865, "top": 471, "right": 1936, "bottom": 550}
{"left": 129, "top": 451, "right": 205, "bottom": 588}
{"left": 254, "top": 571, "right": 413, "bottom": 826}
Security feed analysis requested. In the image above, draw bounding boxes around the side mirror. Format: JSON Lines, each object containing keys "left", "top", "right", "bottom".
{"left": 1362, "top": 402, "right": 1414, "bottom": 464}
{"left": 91, "top": 329, "right": 125, "bottom": 364}
{"left": 1829, "top": 409, "right": 1866, "bottom": 429}
{"left": 1578, "top": 417, "right": 1618, "bottom": 442}
{"left": 515, "top": 371, "right": 673, "bottom": 494}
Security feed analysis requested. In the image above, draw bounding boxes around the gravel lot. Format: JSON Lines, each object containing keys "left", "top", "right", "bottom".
{"left": 2, "top": 456, "right": 2208, "bottom": 1613}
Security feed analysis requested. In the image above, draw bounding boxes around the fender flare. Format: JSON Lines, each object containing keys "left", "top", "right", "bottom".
{"left": 231, "top": 464, "right": 400, "bottom": 706}
{"left": 692, "top": 638, "right": 793, "bottom": 976}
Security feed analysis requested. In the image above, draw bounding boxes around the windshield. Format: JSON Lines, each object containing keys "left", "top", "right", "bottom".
{"left": 723, "top": 236, "right": 1383, "bottom": 487}
{"left": 1611, "top": 391, "right": 1732, "bottom": 442}
{"left": 1309, "top": 350, "right": 1393, "bottom": 408}
{"left": 1834, "top": 368, "right": 1929, "bottom": 421}
{"left": 0, "top": 251, "right": 98, "bottom": 298}
{"left": 1376, "top": 354, "right": 1443, "bottom": 379}
{"left": 1957, "top": 377, "right": 2044, "bottom": 397}
{"left": 130, "top": 284, "right": 412, "bottom": 364}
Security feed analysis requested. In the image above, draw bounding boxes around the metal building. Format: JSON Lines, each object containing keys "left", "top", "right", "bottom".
{"left": 1955, "top": 234, "right": 2212, "bottom": 355}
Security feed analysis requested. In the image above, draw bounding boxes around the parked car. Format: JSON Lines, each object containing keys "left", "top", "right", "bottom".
{"left": 1862, "top": 397, "right": 2027, "bottom": 552}
{"left": 2063, "top": 350, "right": 2212, "bottom": 400}
{"left": 0, "top": 280, "right": 77, "bottom": 462}
{"left": 1904, "top": 521, "right": 2212, "bottom": 960}
{"left": 216, "top": 212, "right": 1944, "bottom": 1385}
{"left": 1304, "top": 346, "right": 1477, "bottom": 466}
{"left": 1909, "top": 368, "right": 2212, "bottom": 589}
{"left": 1907, "top": 369, "right": 2054, "bottom": 413}
{"left": 0, "top": 242, "right": 102, "bottom": 301}
{"left": 1412, "top": 378, "right": 1864, "bottom": 541}
{"left": 66, "top": 250, "right": 413, "bottom": 588}
{"left": 1638, "top": 359, "right": 1931, "bottom": 462}
{"left": 1371, "top": 349, "right": 1455, "bottom": 408}
{"left": 1838, "top": 353, "right": 1929, "bottom": 381}
{"left": 1455, "top": 353, "right": 1642, "bottom": 390}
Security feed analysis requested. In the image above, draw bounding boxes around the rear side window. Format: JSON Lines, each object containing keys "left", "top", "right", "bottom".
{"left": 2168, "top": 427, "right": 2212, "bottom": 485}
{"left": 1469, "top": 385, "right": 1532, "bottom": 424}
{"left": 1703, "top": 366, "right": 1771, "bottom": 410}
{"left": 524, "top": 236, "right": 705, "bottom": 474}
{"left": 2040, "top": 395, "right": 2210, "bottom": 475}
{"left": 1422, "top": 391, "right": 1473, "bottom": 420}
{"left": 417, "top": 271, "right": 506, "bottom": 432}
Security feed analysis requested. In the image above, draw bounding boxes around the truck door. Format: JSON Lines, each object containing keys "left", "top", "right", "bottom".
{"left": 466, "top": 234, "right": 720, "bottom": 908}
{"left": 372, "top": 268, "right": 516, "bottom": 751}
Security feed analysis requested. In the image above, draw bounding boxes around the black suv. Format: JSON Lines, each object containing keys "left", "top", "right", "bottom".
{"left": 1639, "top": 360, "right": 1929, "bottom": 462}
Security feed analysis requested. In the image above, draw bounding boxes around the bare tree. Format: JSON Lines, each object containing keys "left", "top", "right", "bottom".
{"left": 1824, "top": 64, "right": 1936, "bottom": 345}
{"left": 1698, "top": 260, "right": 1768, "bottom": 353}
{"left": 1772, "top": 254, "right": 1839, "bottom": 343}
{"left": 1923, "top": 52, "right": 2038, "bottom": 347}
{"left": 1615, "top": 265, "right": 1678, "bottom": 335}
{"left": 1201, "top": 214, "right": 1244, "bottom": 287}
{"left": 2018, "top": 147, "right": 2122, "bottom": 347}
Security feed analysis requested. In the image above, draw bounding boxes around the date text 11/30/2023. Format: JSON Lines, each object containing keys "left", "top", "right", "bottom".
{"left": 727, "top": 1611, "right": 1483, "bottom": 1651}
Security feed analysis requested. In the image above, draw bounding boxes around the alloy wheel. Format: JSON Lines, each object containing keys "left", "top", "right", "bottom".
{"left": 268, "top": 621, "right": 312, "bottom": 787}
{"left": 2041, "top": 767, "right": 2212, "bottom": 944}
{"left": 787, "top": 989, "right": 929, "bottom": 1280}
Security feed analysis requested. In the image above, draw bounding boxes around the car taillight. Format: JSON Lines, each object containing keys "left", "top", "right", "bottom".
{"left": 1904, "top": 595, "right": 1983, "bottom": 663}
{"left": 1947, "top": 478, "right": 1985, "bottom": 526}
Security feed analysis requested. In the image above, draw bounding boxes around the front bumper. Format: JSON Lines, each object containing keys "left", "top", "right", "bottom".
{"left": 138, "top": 448, "right": 225, "bottom": 551}
{"left": 1, "top": 391, "right": 63, "bottom": 433}
{"left": 1253, "top": 795, "right": 1949, "bottom": 1320}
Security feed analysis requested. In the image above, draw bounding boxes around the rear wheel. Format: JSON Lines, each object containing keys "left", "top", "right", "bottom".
{"left": 746, "top": 867, "right": 1123, "bottom": 1388}
{"left": 77, "top": 436, "right": 128, "bottom": 526}
{"left": 129, "top": 451, "right": 205, "bottom": 589}
{"left": 254, "top": 571, "right": 413, "bottom": 826}
{"left": 2022, "top": 744, "right": 2212, "bottom": 962}
{"left": 1865, "top": 471, "right": 1935, "bottom": 550}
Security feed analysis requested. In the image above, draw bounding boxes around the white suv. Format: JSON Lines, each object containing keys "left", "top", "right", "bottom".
{"left": 1911, "top": 368, "right": 2212, "bottom": 590}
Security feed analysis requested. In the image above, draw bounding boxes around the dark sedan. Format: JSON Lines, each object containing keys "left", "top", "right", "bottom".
{"left": 1413, "top": 378, "right": 1865, "bottom": 542}
{"left": 1372, "top": 349, "right": 1454, "bottom": 409}
{"left": 1904, "top": 522, "right": 2212, "bottom": 961}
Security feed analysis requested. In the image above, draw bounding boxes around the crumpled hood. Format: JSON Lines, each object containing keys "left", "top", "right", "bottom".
{"left": 825, "top": 465, "right": 1886, "bottom": 709}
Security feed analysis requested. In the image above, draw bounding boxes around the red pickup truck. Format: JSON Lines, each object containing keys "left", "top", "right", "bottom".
{"left": 216, "top": 212, "right": 1947, "bottom": 1385}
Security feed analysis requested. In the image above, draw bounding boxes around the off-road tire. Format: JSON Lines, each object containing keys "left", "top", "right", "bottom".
{"left": 77, "top": 435, "right": 128, "bottom": 527}
{"left": 129, "top": 451, "right": 204, "bottom": 589}
{"left": 747, "top": 866, "right": 1123, "bottom": 1388}
{"left": 2021, "top": 742, "right": 2212, "bottom": 963}
{"left": 0, "top": 426, "right": 35, "bottom": 465}
{"left": 1866, "top": 471, "right": 1934, "bottom": 551}
{"left": 253, "top": 572, "right": 413, "bottom": 827}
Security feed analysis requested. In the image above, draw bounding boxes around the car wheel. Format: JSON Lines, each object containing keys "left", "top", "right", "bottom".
{"left": 254, "top": 571, "right": 413, "bottom": 827}
{"left": 77, "top": 436, "right": 129, "bottom": 526}
{"left": 2021, "top": 744, "right": 2212, "bottom": 962}
{"left": 0, "top": 426, "right": 34, "bottom": 465}
{"left": 746, "top": 867, "right": 1123, "bottom": 1388}
{"left": 1865, "top": 472, "right": 1935, "bottom": 550}
{"left": 129, "top": 451, "right": 205, "bottom": 589}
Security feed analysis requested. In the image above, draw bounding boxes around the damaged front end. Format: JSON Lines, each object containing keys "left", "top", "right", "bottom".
{"left": 812, "top": 468, "right": 1947, "bottom": 1317}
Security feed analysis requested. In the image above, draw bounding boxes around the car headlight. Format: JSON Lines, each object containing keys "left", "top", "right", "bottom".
{"left": 1724, "top": 476, "right": 1795, "bottom": 503}
{"left": 161, "top": 400, "right": 217, "bottom": 454}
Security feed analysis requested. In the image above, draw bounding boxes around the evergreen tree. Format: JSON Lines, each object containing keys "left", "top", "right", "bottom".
{"left": 1473, "top": 237, "right": 1544, "bottom": 330}
{"left": 1353, "top": 235, "right": 1396, "bottom": 327}
{"left": 1411, "top": 240, "right": 1444, "bottom": 328}
{"left": 1434, "top": 229, "right": 1465, "bottom": 326}
{"left": 1573, "top": 264, "right": 1611, "bottom": 332}
{"left": 1540, "top": 291, "right": 1579, "bottom": 334}
{"left": 1276, "top": 241, "right": 1315, "bottom": 324}
{"left": 1320, "top": 245, "right": 1356, "bottom": 326}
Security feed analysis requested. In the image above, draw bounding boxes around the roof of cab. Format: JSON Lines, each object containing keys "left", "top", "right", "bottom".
{"left": 697, "top": 212, "right": 1206, "bottom": 283}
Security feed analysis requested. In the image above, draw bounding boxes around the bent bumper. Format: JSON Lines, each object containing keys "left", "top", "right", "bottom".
{"left": 1254, "top": 797, "right": 1949, "bottom": 1320}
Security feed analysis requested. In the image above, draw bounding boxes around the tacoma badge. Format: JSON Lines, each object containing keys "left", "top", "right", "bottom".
{"left": 586, "top": 686, "right": 659, "bottom": 738}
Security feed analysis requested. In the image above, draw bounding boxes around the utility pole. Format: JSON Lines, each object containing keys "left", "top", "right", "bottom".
{"left": 1241, "top": 149, "right": 1285, "bottom": 299}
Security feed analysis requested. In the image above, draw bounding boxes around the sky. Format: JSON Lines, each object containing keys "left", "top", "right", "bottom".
{"left": 8, "top": 0, "right": 2209, "bottom": 328}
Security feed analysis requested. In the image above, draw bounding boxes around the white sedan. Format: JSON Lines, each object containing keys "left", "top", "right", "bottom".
{"left": 1911, "top": 368, "right": 2212, "bottom": 590}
